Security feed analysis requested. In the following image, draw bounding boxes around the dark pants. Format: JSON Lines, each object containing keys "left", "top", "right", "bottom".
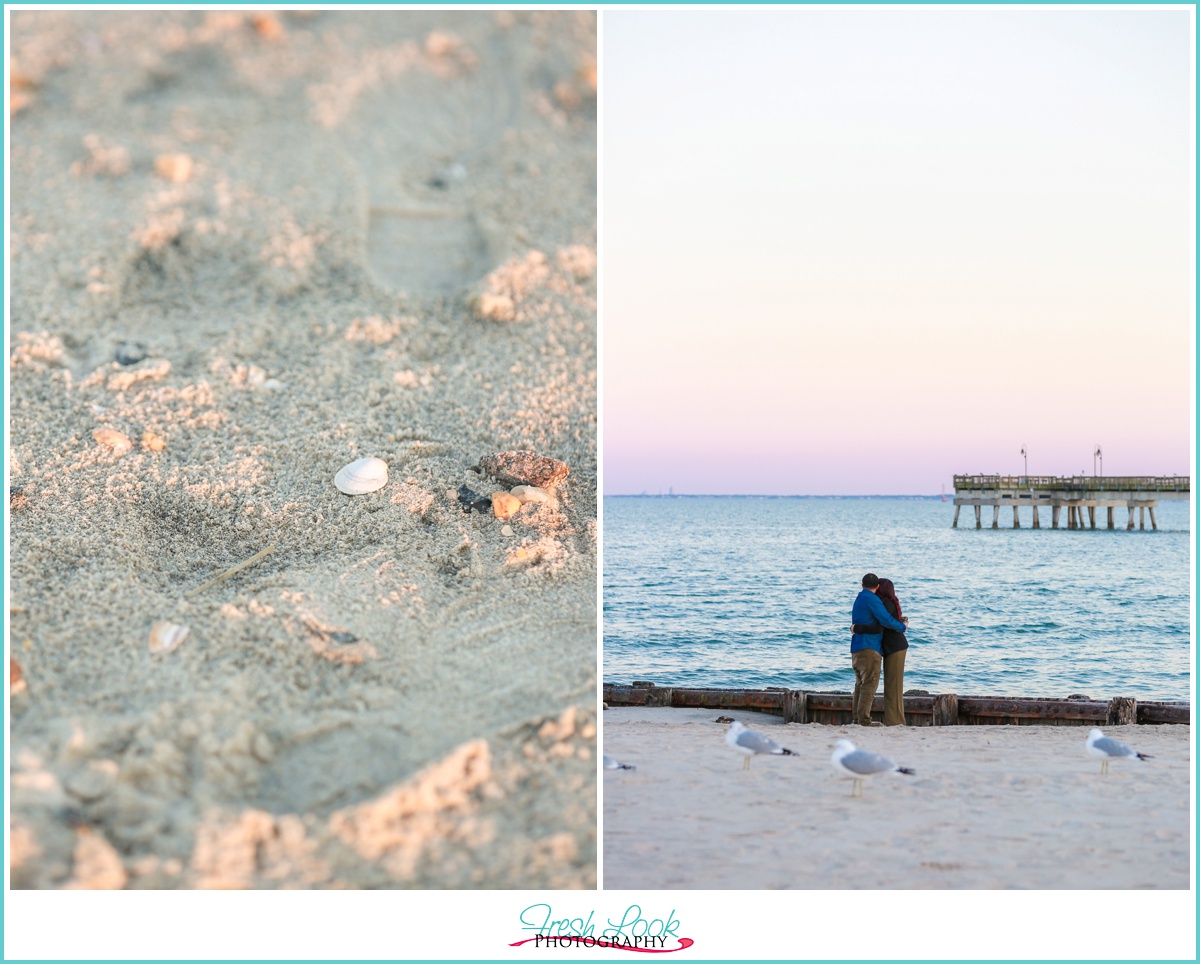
{"left": 851, "top": 649, "right": 882, "bottom": 725}
{"left": 883, "top": 648, "right": 907, "bottom": 726}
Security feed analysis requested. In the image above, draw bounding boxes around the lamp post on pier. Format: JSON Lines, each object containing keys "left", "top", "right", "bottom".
{"left": 1094, "top": 445, "right": 1102, "bottom": 477}
{"left": 1020, "top": 445, "right": 1027, "bottom": 482}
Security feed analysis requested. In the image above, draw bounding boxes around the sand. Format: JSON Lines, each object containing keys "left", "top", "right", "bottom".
{"left": 8, "top": 10, "right": 596, "bottom": 889}
{"left": 602, "top": 708, "right": 1191, "bottom": 889}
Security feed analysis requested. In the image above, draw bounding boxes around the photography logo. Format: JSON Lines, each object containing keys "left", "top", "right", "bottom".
{"left": 511, "top": 903, "right": 694, "bottom": 952}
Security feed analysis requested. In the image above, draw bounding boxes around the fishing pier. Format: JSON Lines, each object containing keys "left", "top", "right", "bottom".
{"left": 951, "top": 475, "right": 1189, "bottom": 530}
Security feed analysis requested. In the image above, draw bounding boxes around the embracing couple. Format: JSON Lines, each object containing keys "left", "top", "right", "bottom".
{"left": 849, "top": 572, "right": 909, "bottom": 727}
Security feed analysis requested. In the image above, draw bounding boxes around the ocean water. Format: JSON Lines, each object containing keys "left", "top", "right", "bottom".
{"left": 603, "top": 496, "right": 1193, "bottom": 701}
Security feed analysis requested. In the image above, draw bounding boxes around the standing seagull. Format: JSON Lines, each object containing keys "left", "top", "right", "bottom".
{"left": 830, "top": 739, "right": 915, "bottom": 797}
{"left": 725, "top": 720, "right": 795, "bottom": 769}
{"left": 603, "top": 755, "right": 636, "bottom": 771}
{"left": 1086, "top": 728, "right": 1151, "bottom": 775}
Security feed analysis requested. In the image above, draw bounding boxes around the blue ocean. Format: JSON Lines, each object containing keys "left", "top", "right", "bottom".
{"left": 603, "top": 496, "right": 1193, "bottom": 701}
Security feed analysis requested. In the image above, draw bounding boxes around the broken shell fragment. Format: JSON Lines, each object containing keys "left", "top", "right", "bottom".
{"left": 148, "top": 621, "right": 189, "bottom": 655}
{"left": 154, "top": 153, "right": 193, "bottom": 183}
{"left": 142, "top": 430, "right": 166, "bottom": 453}
{"left": 334, "top": 457, "right": 389, "bottom": 495}
{"left": 511, "top": 484, "right": 553, "bottom": 505}
{"left": 11, "top": 657, "right": 27, "bottom": 694}
{"left": 476, "top": 451, "right": 569, "bottom": 488}
{"left": 93, "top": 428, "right": 132, "bottom": 455}
{"left": 492, "top": 492, "right": 521, "bottom": 520}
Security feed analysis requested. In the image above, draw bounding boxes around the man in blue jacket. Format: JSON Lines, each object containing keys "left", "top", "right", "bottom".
{"left": 850, "top": 573, "right": 909, "bottom": 726}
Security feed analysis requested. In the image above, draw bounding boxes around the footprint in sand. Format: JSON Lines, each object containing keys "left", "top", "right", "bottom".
{"left": 343, "top": 32, "right": 522, "bottom": 295}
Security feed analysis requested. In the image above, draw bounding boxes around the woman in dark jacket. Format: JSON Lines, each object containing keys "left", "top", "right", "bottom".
{"left": 874, "top": 578, "right": 908, "bottom": 726}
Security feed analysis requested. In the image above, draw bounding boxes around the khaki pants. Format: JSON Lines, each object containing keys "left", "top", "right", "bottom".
{"left": 883, "top": 648, "right": 907, "bottom": 726}
{"left": 851, "top": 649, "right": 882, "bottom": 726}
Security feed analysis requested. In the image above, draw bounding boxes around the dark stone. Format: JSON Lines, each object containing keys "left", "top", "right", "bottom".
{"left": 714, "top": 716, "right": 734, "bottom": 724}
{"left": 427, "top": 176, "right": 448, "bottom": 190}
{"left": 114, "top": 340, "right": 148, "bottom": 366}
{"left": 456, "top": 486, "right": 492, "bottom": 514}
{"left": 1065, "top": 693, "right": 1093, "bottom": 702}
{"left": 329, "top": 632, "right": 358, "bottom": 645}
{"left": 904, "top": 689, "right": 930, "bottom": 696}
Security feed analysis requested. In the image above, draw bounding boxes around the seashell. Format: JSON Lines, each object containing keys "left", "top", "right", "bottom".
{"left": 11, "top": 657, "right": 27, "bottom": 694}
{"left": 154, "top": 153, "right": 193, "bottom": 183}
{"left": 334, "top": 457, "right": 389, "bottom": 495}
{"left": 476, "top": 451, "right": 570, "bottom": 489}
{"left": 511, "top": 484, "right": 553, "bottom": 505}
{"left": 492, "top": 492, "right": 521, "bottom": 521}
{"left": 148, "top": 620, "right": 189, "bottom": 655}
{"left": 93, "top": 428, "right": 132, "bottom": 455}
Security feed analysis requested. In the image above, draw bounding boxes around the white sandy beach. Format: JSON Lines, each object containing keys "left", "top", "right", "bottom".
{"left": 603, "top": 707, "right": 1191, "bottom": 889}
{"left": 9, "top": 10, "right": 596, "bottom": 889}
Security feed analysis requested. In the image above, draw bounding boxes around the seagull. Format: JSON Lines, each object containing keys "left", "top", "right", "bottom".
{"left": 603, "top": 755, "right": 636, "bottom": 771}
{"left": 1086, "top": 728, "right": 1151, "bottom": 775}
{"left": 725, "top": 720, "right": 795, "bottom": 770}
{"left": 830, "top": 738, "right": 915, "bottom": 797}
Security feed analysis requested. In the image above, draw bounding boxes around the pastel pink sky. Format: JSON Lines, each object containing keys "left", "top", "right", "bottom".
{"left": 603, "top": 10, "right": 1193, "bottom": 495}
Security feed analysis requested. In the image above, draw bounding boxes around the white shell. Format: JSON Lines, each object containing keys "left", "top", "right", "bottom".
{"left": 148, "top": 620, "right": 190, "bottom": 655}
{"left": 334, "top": 457, "right": 389, "bottom": 495}
{"left": 511, "top": 484, "right": 553, "bottom": 505}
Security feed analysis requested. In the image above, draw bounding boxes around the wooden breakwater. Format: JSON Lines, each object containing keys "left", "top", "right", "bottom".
{"left": 952, "top": 474, "right": 1189, "bottom": 530}
{"left": 604, "top": 682, "right": 1190, "bottom": 727}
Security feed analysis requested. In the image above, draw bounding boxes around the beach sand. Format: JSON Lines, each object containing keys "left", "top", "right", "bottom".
{"left": 603, "top": 708, "right": 1191, "bottom": 889}
{"left": 8, "top": 10, "right": 596, "bottom": 889}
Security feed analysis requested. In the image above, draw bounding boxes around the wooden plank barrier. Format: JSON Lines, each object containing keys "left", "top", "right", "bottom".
{"left": 602, "top": 683, "right": 1189, "bottom": 727}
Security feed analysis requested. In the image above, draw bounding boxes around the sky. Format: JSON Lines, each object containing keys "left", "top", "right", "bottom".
{"left": 603, "top": 9, "right": 1193, "bottom": 495}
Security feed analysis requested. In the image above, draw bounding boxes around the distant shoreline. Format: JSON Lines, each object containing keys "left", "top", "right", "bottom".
{"left": 605, "top": 492, "right": 1192, "bottom": 501}
{"left": 607, "top": 493, "right": 957, "bottom": 500}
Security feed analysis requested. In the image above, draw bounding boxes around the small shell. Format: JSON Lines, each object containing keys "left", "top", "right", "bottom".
{"left": 154, "top": 153, "right": 193, "bottom": 183}
{"left": 11, "top": 657, "right": 27, "bottom": 694}
{"left": 476, "top": 451, "right": 569, "bottom": 488}
{"left": 334, "top": 457, "right": 389, "bottom": 495}
{"left": 93, "top": 428, "right": 132, "bottom": 455}
{"left": 148, "top": 621, "right": 189, "bottom": 655}
{"left": 511, "top": 485, "right": 553, "bottom": 505}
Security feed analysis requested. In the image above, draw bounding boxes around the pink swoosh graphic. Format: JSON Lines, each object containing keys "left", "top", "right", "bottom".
{"left": 509, "top": 937, "right": 694, "bottom": 953}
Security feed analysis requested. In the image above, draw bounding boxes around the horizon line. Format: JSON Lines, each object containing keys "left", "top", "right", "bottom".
{"left": 604, "top": 492, "right": 945, "bottom": 498}
{"left": 603, "top": 491, "right": 1193, "bottom": 499}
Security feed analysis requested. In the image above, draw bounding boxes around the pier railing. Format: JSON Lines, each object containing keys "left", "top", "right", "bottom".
{"left": 954, "top": 475, "right": 1189, "bottom": 493}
